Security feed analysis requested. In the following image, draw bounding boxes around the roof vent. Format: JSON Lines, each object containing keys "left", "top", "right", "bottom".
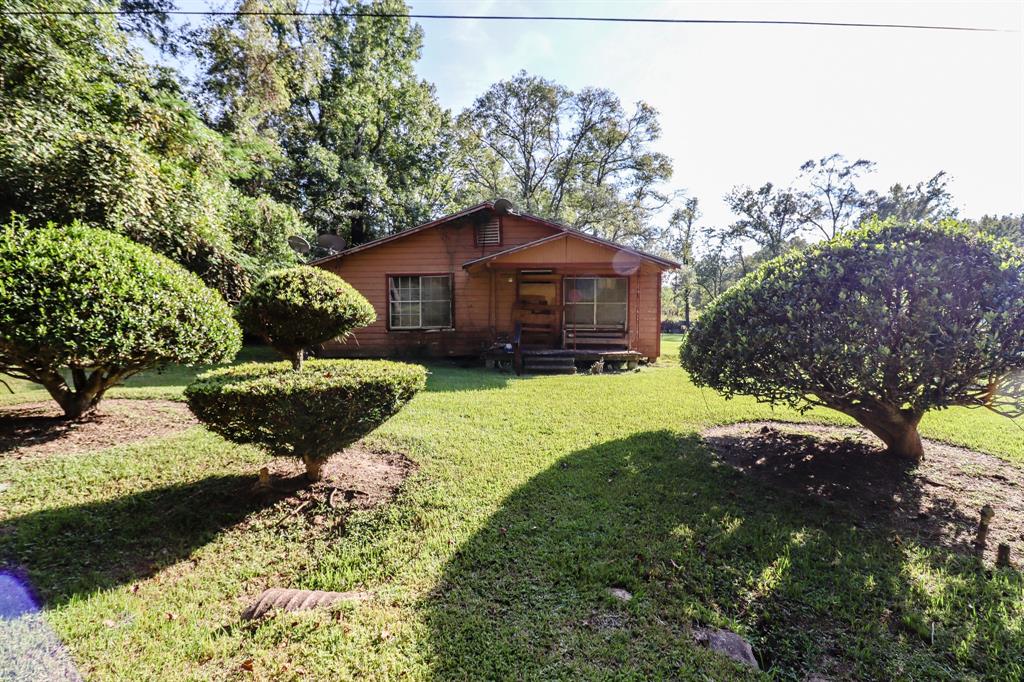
{"left": 476, "top": 218, "right": 501, "bottom": 246}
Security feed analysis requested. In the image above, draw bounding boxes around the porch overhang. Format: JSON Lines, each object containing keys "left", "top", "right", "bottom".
{"left": 462, "top": 231, "right": 679, "bottom": 274}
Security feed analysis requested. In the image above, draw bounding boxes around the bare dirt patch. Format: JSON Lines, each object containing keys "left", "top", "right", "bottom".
{"left": 253, "top": 447, "right": 417, "bottom": 527}
{"left": 702, "top": 421, "right": 1024, "bottom": 563}
{"left": 0, "top": 399, "right": 197, "bottom": 458}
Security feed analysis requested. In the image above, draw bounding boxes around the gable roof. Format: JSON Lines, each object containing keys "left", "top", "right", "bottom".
{"left": 309, "top": 200, "right": 679, "bottom": 270}
{"left": 462, "top": 230, "right": 679, "bottom": 271}
{"left": 309, "top": 200, "right": 565, "bottom": 265}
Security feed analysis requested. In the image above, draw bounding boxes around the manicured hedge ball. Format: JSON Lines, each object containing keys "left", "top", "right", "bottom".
{"left": 237, "top": 267, "right": 375, "bottom": 367}
{"left": 184, "top": 359, "right": 427, "bottom": 480}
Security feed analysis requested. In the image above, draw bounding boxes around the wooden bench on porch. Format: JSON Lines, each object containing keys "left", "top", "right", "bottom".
{"left": 563, "top": 325, "right": 629, "bottom": 350}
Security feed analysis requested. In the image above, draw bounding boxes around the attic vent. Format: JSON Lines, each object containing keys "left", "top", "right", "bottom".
{"left": 476, "top": 218, "right": 501, "bottom": 246}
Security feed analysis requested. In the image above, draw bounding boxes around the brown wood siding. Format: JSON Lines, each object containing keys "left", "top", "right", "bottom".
{"left": 319, "top": 215, "right": 558, "bottom": 357}
{"left": 316, "top": 212, "right": 669, "bottom": 360}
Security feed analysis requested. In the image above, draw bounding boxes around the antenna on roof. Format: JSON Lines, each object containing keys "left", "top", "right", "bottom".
{"left": 316, "top": 233, "right": 347, "bottom": 254}
{"left": 287, "top": 235, "right": 311, "bottom": 255}
{"left": 493, "top": 198, "right": 514, "bottom": 215}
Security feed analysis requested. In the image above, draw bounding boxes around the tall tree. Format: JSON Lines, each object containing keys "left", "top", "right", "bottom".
{"left": 860, "top": 171, "right": 958, "bottom": 222}
{"left": 666, "top": 197, "right": 700, "bottom": 325}
{"left": 455, "top": 71, "right": 674, "bottom": 247}
{"left": 0, "top": 0, "right": 304, "bottom": 300}
{"left": 723, "top": 183, "right": 806, "bottom": 258}
{"left": 797, "top": 153, "right": 875, "bottom": 239}
{"left": 195, "top": 0, "right": 454, "bottom": 245}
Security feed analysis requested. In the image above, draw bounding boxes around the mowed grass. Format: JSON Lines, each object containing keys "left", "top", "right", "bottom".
{"left": 0, "top": 338, "right": 1021, "bottom": 680}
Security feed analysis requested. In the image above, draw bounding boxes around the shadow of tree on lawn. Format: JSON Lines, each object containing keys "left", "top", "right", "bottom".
{"left": 0, "top": 475, "right": 278, "bottom": 607}
{"left": 425, "top": 430, "right": 1023, "bottom": 680}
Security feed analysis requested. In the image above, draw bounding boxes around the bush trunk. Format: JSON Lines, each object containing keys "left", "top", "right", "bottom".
{"left": 303, "top": 454, "right": 325, "bottom": 482}
{"left": 851, "top": 407, "right": 925, "bottom": 462}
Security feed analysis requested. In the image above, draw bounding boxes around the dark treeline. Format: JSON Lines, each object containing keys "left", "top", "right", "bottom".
{"left": 1, "top": 0, "right": 1018, "bottom": 306}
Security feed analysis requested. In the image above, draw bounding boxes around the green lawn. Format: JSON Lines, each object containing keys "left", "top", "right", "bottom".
{"left": 1, "top": 339, "right": 1022, "bottom": 680}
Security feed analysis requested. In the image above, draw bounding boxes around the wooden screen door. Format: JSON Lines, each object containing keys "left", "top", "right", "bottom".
{"left": 513, "top": 270, "right": 559, "bottom": 347}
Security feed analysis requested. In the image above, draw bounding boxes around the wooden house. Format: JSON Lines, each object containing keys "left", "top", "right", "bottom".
{"left": 313, "top": 200, "right": 678, "bottom": 371}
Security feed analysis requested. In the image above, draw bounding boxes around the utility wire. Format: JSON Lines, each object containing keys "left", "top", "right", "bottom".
{"left": 0, "top": 8, "right": 1013, "bottom": 33}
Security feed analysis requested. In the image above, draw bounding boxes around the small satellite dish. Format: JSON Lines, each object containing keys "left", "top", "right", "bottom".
{"left": 316, "top": 233, "right": 347, "bottom": 253}
{"left": 287, "top": 235, "right": 311, "bottom": 255}
{"left": 493, "top": 198, "right": 514, "bottom": 215}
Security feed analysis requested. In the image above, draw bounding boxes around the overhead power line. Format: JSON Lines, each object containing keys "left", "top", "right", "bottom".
{"left": 0, "top": 8, "right": 1013, "bottom": 33}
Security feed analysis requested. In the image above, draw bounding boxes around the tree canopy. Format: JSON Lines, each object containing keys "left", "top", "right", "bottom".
{"left": 193, "top": 0, "right": 454, "bottom": 246}
{"left": 681, "top": 219, "right": 1024, "bottom": 460}
{"left": 0, "top": 0, "right": 306, "bottom": 300}
{"left": 0, "top": 218, "right": 241, "bottom": 418}
{"left": 453, "top": 71, "right": 675, "bottom": 248}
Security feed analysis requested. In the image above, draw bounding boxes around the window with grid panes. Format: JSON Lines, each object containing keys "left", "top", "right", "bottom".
{"left": 563, "top": 277, "right": 628, "bottom": 329}
{"left": 388, "top": 275, "right": 452, "bottom": 329}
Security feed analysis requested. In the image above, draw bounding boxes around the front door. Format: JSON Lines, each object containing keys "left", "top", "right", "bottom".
{"left": 513, "top": 270, "right": 559, "bottom": 347}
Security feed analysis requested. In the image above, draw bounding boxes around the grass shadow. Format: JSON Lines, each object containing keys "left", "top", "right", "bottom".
{"left": 425, "top": 430, "right": 1023, "bottom": 679}
{"left": 0, "top": 475, "right": 279, "bottom": 607}
{"left": 0, "top": 411, "right": 78, "bottom": 455}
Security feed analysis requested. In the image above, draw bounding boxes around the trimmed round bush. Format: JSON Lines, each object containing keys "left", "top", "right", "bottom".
{"left": 681, "top": 219, "right": 1024, "bottom": 461}
{"left": 0, "top": 217, "right": 242, "bottom": 418}
{"left": 237, "top": 266, "right": 376, "bottom": 369}
{"left": 184, "top": 359, "right": 427, "bottom": 480}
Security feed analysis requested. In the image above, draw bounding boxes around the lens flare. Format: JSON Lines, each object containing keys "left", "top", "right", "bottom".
{"left": 0, "top": 571, "right": 82, "bottom": 681}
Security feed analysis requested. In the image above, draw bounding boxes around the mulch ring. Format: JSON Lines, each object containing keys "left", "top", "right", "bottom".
{"left": 0, "top": 399, "right": 197, "bottom": 459}
{"left": 252, "top": 447, "right": 418, "bottom": 529}
{"left": 701, "top": 421, "right": 1024, "bottom": 564}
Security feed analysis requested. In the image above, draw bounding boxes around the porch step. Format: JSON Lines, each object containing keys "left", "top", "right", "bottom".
{"left": 522, "top": 355, "right": 577, "bottom": 375}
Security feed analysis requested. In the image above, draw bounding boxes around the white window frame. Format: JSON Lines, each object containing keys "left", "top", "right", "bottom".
{"left": 388, "top": 274, "right": 453, "bottom": 330}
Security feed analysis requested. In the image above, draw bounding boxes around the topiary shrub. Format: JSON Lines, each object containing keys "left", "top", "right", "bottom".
{"left": 237, "top": 267, "right": 376, "bottom": 369}
{"left": 681, "top": 219, "right": 1024, "bottom": 461}
{"left": 184, "top": 359, "right": 427, "bottom": 480}
{"left": 0, "top": 217, "right": 242, "bottom": 419}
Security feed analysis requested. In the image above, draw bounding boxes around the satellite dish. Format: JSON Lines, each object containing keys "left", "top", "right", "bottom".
{"left": 287, "top": 235, "right": 311, "bottom": 255}
{"left": 316, "top": 233, "right": 347, "bottom": 253}
{"left": 493, "top": 198, "right": 514, "bottom": 215}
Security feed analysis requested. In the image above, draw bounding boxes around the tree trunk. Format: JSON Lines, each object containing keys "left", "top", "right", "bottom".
{"left": 291, "top": 350, "right": 304, "bottom": 371}
{"left": 303, "top": 455, "right": 325, "bottom": 482}
{"left": 850, "top": 406, "right": 925, "bottom": 462}
{"left": 683, "top": 287, "right": 691, "bottom": 326}
{"left": 55, "top": 391, "right": 103, "bottom": 420}
{"left": 39, "top": 373, "right": 104, "bottom": 421}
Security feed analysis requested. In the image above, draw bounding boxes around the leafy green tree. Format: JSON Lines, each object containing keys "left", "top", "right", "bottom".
{"left": 0, "top": 0, "right": 306, "bottom": 300}
{"left": 194, "top": 0, "right": 454, "bottom": 245}
{"left": 682, "top": 219, "right": 1024, "bottom": 461}
{"left": 968, "top": 213, "right": 1024, "bottom": 247}
{"left": 454, "top": 71, "right": 674, "bottom": 247}
{"left": 0, "top": 218, "right": 241, "bottom": 419}
{"left": 723, "top": 183, "right": 806, "bottom": 259}
{"left": 237, "top": 267, "right": 376, "bottom": 369}
{"left": 860, "top": 171, "right": 957, "bottom": 223}
{"left": 666, "top": 197, "right": 701, "bottom": 325}
{"left": 796, "top": 154, "right": 876, "bottom": 239}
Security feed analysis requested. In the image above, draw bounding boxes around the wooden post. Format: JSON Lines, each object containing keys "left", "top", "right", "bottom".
{"left": 996, "top": 543, "right": 1011, "bottom": 568}
{"left": 974, "top": 504, "right": 995, "bottom": 559}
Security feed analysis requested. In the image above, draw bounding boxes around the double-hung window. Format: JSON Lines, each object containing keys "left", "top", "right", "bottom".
{"left": 388, "top": 275, "right": 452, "bottom": 329}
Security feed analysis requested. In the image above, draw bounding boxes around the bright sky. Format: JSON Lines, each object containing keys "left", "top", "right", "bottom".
{"left": 408, "top": 0, "right": 1023, "bottom": 230}
{"left": 159, "top": 0, "right": 1023, "bottom": 232}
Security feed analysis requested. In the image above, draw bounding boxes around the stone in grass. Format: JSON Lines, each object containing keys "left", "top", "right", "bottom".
{"left": 693, "top": 626, "right": 760, "bottom": 670}
{"left": 607, "top": 587, "right": 633, "bottom": 602}
{"left": 241, "top": 588, "right": 368, "bottom": 620}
